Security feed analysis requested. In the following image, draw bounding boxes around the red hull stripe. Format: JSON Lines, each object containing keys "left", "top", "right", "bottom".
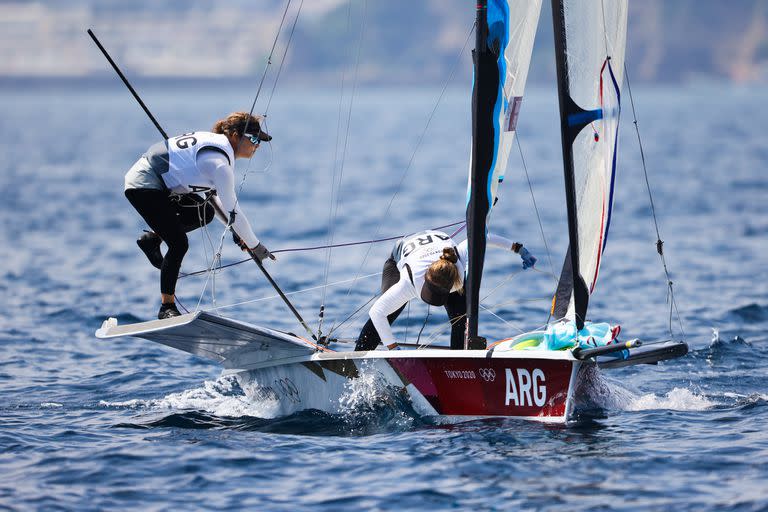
{"left": 389, "top": 358, "right": 573, "bottom": 418}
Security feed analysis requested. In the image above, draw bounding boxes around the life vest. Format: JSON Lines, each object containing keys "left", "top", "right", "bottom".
{"left": 146, "top": 131, "right": 235, "bottom": 194}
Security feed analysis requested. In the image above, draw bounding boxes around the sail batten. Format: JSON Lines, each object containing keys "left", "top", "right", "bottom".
{"left": 550, "top": 0, "right": 628, "bottom": 328}
{"left": 466, "top": 0, "right": 542, "bottom": 345}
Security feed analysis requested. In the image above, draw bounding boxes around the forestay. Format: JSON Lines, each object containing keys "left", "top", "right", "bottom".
{"left": 551, "top": 0, "right": 628, "bottom": 328}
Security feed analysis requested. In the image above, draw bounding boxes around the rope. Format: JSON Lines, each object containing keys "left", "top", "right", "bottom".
{"left": 194, "top": 0, "right": 304, "bottom": 320}
{"left": 319, "top": 0, "right": 369, "bottom": 337}
{"left": 624, "top": 63, "right": 686, "bottom": 340}
{"left": 325, "top": 293, "right": 379, "bottom": 339}
{"left": 178, "top": 220, "right": 464, "bottom": 279}
{"left": 328, "top": 21, "right": 477, "bottom": 331}
{"left": 202, "top": 271, "right": 381, "bottom": 313}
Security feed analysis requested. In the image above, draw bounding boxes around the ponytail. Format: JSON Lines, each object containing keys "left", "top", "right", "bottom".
{"left": 440, "top": 247, "right": 458, "bottom": 264}
{"left": 426, "top": 247, "right": 463, "bottom": 292}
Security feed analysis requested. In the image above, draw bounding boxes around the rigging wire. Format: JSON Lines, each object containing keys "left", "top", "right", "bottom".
{"left": 515, "top": 132, "right": 557, "bottom": 284}
{"left": 194, "top": 0, "right": 300, "bottom": 311}
{"left": 327, "top": 21, "right": 477, "bottom": 333}
{"left": 203, "top": 271, "right": 382, "bottom": 313}
{"left": 319, "top": 0, "right": 369, "bottom": 338}
{"left": 263, "top": 0, "right": 305, "bottom": 118}
{"left": 623, "top": 63, "right": 686, "bottom": 340}
{"left": 178, "top": 220, "right": 464, "bottom": 279}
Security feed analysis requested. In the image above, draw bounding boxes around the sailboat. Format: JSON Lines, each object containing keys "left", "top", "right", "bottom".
{"left": 96, "top": 0, "right": 688, "bottom": 423}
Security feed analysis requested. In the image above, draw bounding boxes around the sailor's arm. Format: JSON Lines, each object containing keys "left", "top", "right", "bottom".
{"left": 198, "top": 150, "right": 260, "bottom": 248}
{"left": 369, "top": 273, "right": 415, "bottom": 347}
{"left": 457, "top": 233, "right": 537, "bottom": 268}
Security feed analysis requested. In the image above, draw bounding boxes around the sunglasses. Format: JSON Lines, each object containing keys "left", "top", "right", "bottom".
{"left": 244, "top": 133, "right": 262, "bottom": 145}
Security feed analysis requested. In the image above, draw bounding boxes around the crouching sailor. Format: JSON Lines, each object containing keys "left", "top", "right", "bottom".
{"left": 354, "top": 229, "right": 536, "bottom": 351}
{"left": 124, "top": 111, "right": 275, "bottom": 319}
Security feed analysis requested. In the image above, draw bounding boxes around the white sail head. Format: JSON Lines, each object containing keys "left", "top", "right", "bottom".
{"left": 466, "top": 0, "right": 543, "bottom": 223}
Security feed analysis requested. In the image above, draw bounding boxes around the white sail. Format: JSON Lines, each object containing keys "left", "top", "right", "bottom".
{"left": 553, "top": 0, "right": 628, "bottom": 323}
{"left": 467, "top": 0, "right": 543, "bottom": 216}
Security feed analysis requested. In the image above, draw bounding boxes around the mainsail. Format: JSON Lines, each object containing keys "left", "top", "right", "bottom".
{"left": 466, "top": 0, "right": 542, "bottom": 345}
{"left": 551, "top": 0, "right": 628, "bottom": 329}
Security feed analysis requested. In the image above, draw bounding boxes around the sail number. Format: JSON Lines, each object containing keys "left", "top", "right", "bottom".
{"left": 505, "top": 368, "right": 546, "bottom": 407}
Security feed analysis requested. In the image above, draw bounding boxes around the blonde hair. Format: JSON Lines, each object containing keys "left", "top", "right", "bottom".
{"left": 426, "top": 247, "right": 463, "bottom": 293}
{"left": 212, "top": 112, "right": 263, "bottom": 138}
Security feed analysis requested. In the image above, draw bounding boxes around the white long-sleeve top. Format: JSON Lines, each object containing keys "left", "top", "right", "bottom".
{"left": 194, "top": 149, "right": 259, "bottom": 248}
{"left": 369, "top": 230, "right": 515, "bottom": 344}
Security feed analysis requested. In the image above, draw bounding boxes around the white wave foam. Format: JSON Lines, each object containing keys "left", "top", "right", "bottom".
{"left": 337, "top": 362, "right": 415, "bottom": 430}
{"left": 100, "top": 375, "right": 281, "bottom": 418}
{"left": 576, "top": 368, "right": 718, "bottom": 412}
{"left": 40, "top": 402, "right": 62, "bottom": 408}
{"left": 627, "top": 387, "right": 718, "bottom": 411}
{"left": 338, "top": 362, "right": 392, "bottom": 414}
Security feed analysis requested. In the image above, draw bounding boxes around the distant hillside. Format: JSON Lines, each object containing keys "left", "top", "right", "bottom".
{"left": 0, "top": 0, "right": 765, "bottom": 83}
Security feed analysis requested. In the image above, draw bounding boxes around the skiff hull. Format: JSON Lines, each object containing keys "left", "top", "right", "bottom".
{"left": 96, "top": 312, "right": 590, "bottom": 423}
{"left": 229, "top": 351, "right": 585, "bottom": 423}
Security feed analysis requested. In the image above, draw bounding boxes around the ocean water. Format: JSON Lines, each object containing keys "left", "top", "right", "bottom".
{"left": 1, "top": 81, "right": 766, "bottom": 510}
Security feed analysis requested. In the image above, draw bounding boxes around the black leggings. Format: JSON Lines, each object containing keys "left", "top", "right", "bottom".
{"left": 354, "top": 258, "right": 467, "bottom": 350}
{"left": 125, "top": 188, "right": 215, "bottom": 295}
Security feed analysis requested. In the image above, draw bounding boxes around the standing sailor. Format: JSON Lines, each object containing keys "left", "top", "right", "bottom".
{"left": 124, "top": 111, "right": 274, "bottom": 319}
{"left": 354, "top": 229, "right": 536, "bottom": 351}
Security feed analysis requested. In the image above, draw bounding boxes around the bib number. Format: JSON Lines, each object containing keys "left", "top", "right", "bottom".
{"left": 401, "top": 232, "right": 450, "bottom": 258}
{"left": 175, "top": 132, "right": 198, "bottom": 149}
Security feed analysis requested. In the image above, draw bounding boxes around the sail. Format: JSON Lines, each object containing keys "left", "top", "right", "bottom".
{"left": 465, "top": 0, "right": 542, "bottom": 344}
{"left": 550, "top": 0, "right": 627, "bottom": 328}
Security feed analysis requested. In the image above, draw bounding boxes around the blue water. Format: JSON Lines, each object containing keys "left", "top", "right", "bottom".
{"left": 1, "top": 81, "right": 767, "bottom": 510}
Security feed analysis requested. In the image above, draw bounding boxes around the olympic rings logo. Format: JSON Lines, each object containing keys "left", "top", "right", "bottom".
{"left": 478, "top": 368, "right": 496, "bottom": 382}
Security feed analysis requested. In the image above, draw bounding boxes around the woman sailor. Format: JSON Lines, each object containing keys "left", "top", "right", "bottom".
{"left": 124, "top": 111, "right": 274, "bottom": 320}
{"left": 354, "top": 229, "right": 537, "bottom": 351}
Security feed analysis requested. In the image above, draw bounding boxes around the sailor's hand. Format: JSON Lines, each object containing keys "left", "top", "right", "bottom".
{"left": 250, "top": 242, "right": 276, "bottom": 262}
{"left": 233, "top": 232, "right": 248, "bottom": 250}
{"left": 519, "top": 246, "right": 537, "bottom": 270}
{"left": 385, "top": 342, "right": 401, "bottom": 351}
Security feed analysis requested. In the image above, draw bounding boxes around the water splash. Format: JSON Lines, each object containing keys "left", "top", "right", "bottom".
{"left": 101, "top": 375, "right": 281, "bottom": 418}
{"left": 627, "top": 388, "right": 718, "bottom": 411}
{"left": 576, "top": 367, "right": 717, "bottom": 413}
{"left": 337, "top": 361, "right": 417, "bottom": 434}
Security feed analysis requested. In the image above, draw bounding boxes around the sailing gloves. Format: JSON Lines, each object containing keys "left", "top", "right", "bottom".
{"left": 519, "top": 247, "right": 537, "bottom": 269}
{"left": 251, "top": 242, "right": 276, "bottom": 262}
{"left": 233, "top": 232, "right": 276, "bottom": 262}
{"left": 511, "top": 242, "right": 537, "bottom": 270}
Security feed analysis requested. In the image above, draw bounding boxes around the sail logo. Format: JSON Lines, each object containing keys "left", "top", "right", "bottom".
{"left": 478, "top": 368, "right": 496, "bottom": 382}
{"left": 505, "top": 368, "right": 546, "bottom": 407}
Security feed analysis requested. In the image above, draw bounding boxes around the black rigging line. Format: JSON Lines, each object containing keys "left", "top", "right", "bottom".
{"left": 516, "top": 132, "right": 556, "bottom": 282}
{"left": 327, "top": 21, "right": 477, "bottom": 334}
{"left": 319, "top": 0, "right": 369, "bottom": 338}
{"left": 264, "top": 0, "right": 305, "bottom": 117}
{"left": 624, "top": 63, "right": 686, "bottom": 340}
{"left": 179, "top": 220, "right": 465, "bottom": 279}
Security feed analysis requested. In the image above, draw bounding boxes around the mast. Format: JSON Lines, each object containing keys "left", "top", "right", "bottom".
{"left": 551, "top": 0, "right": 589, "bottom": 330}
{"left": 465, "top": 0, "right": 542, "bottom": 348}
{"left": 465, "top": 0, "right": 494, "bottom": 348}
